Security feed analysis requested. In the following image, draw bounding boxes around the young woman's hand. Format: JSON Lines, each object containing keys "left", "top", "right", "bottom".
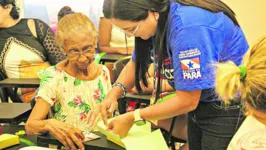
{"left": 107, "top": 112, "right": 134, "bottom": 138}
{"left": 99, "top": 97, "right": 118, "bottom": 126}
{"left": 87, "top": 104, "right": 101, "bottom": 129}
{"left": 45, "top": 119, "right": 85, "bottom": 150}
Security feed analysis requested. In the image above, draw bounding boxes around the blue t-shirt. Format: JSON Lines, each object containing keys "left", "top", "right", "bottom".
{"left": 132, "top": 2, "right": 249, "bottom": 102}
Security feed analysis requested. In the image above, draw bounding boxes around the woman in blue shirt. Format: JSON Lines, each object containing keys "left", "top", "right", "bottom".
{"left": 93, "top": 0, "right": 249, "bottom": 149}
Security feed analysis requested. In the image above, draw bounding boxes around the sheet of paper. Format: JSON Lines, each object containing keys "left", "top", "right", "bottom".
{"left": 97, "top": 118, "right": 168, "bottom": 150}
{"left": 82, "top": 131, "right": 100, "bottom": 142}
{"left": 97, "top": 119, "right": 125, "bottom": 147}
{"left": 19, "top": 146, "right": 53, "bottom": 150}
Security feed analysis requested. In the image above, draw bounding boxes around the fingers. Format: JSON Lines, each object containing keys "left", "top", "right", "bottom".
{"left": 59, "top": 127, "right": 82, "bottom": 150}
{"left": 87, "top": 112, "right": 92, "bottom": 124}
{"left": 65, "top": 135, "right": 78, "bottom": 150}
{"left": 108, "top": 121, "right": 125, "bottom": 138}
{"left": 69, "top": 132, "right": 85, "bottom": 150}
{"left": 51, "top": 126, "right": 71, "bottom": 150}
{"left": 89, "top": 112, "right": 98, "bottom": 128}
{"left": 87, "top": 106, "right": 101, "bottom": 128}
{"left": 73, "top": 127, "right": 85, "bottom": 140}
{"left": 107, "top": 120, "right": 114, "bottom": 130}
{"left": 100, "top": 103, "right": 109, "bottom": 126}
{"left": 108, "top": 101, "right": 118, "bottom": 118}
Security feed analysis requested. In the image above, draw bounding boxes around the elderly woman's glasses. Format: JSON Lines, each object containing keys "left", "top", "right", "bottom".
{"left": 67, "top": 49, "right": 95, "bottom": 60}
{"left": 112, "top": 21, "right": 141, "bottom": 36}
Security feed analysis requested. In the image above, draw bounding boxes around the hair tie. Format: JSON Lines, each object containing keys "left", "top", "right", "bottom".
{"left": 63, "top": 10, "right": 74, "bottom": 17}
{"left": 239, "top": 66, "right": 247, "bottom": 80}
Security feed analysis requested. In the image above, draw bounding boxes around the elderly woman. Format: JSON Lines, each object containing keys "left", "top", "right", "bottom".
{"left": 25, "top": 13, "right": 111, "bottom": 150}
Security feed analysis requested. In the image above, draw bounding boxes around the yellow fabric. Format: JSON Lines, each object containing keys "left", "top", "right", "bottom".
{"left": 17, "top": 61, "right": 50, "bottom": 103}
{"left": 0, "top": 134, "right": 19, "bottom": 149}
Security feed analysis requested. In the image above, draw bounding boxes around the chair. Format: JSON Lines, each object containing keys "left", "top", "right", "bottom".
{"left": 168, "top": 116, "right": 187, "bottom": 150}
{"left": 0, "top": 70, "right": 22, "bottom": 103}
{"left": 112, "top": 56, "right": 131, "bottom": 82}
{"left": 112, "top": 56, "right": 131, "bottom": 114}
{"left": 157, "top": 93, "right": 187, "bottom": 149}
{"left": 94, "top": 52, "right": 107, "bottom": 64}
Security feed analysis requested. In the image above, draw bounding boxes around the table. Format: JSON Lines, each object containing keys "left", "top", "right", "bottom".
{"left": 0, "top": 78, "right": 40, "bottom": 88}
{"left": 1, "top": 125, "right": 37, "bottom": 150}
{"left": 37, "top": 132, "right": 125, "bottom": 150}
{"left": 2, "top": 125, "right": 125, "bottom": 150}
{"left": 118, "top": 93, "right": 151, "bottom": 114}
{"left": 101, "top": 54, "right": 130, "bottom": 63}
{"left": 0, "top": 78, "right": 151, "bottom": 104}
{"left": 0, "top": 103, "right": 31, "bottom": 124}
{"left": 124, "top": 93, "right": 151, "bottom": 104}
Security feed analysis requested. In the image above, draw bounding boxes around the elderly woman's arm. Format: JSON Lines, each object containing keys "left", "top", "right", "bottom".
{"left": 25, "top": 98, "right": 51, "bottom": 135}
{"left": 26, "top": 98, "right": 85, "bottom": 150}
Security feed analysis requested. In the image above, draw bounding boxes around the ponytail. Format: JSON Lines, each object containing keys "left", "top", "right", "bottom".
{"left": 215, "top": 61, "right": 242, "bottom": 102}
{"left": 216, "top": 36, "right": 266, "bottom": 112}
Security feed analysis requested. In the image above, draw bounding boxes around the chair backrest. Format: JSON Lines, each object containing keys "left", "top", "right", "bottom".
{"left": 0, "top": 70, "right": 8, "bottom": 103}
{"left": 94, "top": 52, "right": 107, "bottom": 64}
{"left": 112, "top": 56, "right": 131, "bottom": 81}
{"left": 0, "top": 69, "right": 22, "bottom": 103}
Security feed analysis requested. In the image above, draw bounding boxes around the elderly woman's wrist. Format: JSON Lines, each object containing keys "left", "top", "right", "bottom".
{"left": 43, "top": 119, "right": 52, "bottom": 132}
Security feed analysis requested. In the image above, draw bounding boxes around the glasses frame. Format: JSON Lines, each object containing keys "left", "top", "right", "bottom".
{"left": 67, "top": 49, "right": 95, "bottom": 61}
{"left": 112, "top": 21, "right": 141, "bottom": 36}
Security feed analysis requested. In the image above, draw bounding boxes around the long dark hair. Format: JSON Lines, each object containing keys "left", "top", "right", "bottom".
{"left": 103, "top": 0, "right": 239, "bottom": 102}
{"left": 0, "top": 0, "right": 20, "bottom": 19}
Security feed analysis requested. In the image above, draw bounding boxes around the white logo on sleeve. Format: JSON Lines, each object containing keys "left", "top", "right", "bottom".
{"left": 179, "top": 48, "right": 202, "bottom": 80}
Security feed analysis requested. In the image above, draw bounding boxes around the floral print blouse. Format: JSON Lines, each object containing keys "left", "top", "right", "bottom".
{"left": 36, "top": 65, "right": 111, "bottom": 131}
{"left": 227, "top": 115, "right": 266, "bottom": 150}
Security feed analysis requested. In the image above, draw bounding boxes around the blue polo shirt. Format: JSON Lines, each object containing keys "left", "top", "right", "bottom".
{"left": 132, "top": 2, "right": 249, "bottom": 102}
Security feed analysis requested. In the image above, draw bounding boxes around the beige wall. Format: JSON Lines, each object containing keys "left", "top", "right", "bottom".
{"left": 223, "top": 0, "right": 266, "bottom": 45}
{"left": 16, "top": 0, "right": 24, "bottom": 18}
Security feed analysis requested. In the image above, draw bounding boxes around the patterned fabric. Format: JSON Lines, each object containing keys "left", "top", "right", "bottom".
{"left": 34, "top": 19, "right": 66, "bottom": 65}
{"left": 0, "top": 19, "right": 65, "bottom": 78}
{"left": 36, "top": 65, "right": 111, "bottom": 131}
{"left": 0, "top": 18, "right": 65, "bottom": 102}
{"left": 227, "top": 115, "right": 266, "bottom": 150}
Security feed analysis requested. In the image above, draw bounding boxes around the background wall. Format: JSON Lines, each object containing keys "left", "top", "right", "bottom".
{"left": 223, "top": 0, "right": 266, "bottom": 45}
{"left": 16, "top": 0, "right": 266, "bottom": 45}
{"left": 16, "top": 0, "right": 103, "bottom": 30}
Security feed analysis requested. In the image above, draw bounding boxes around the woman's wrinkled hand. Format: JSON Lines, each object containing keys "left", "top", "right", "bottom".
{"left": 45, "top": 119, "right": 85, "bottom": 150}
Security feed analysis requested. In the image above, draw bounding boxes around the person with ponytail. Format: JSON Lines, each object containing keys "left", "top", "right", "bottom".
{"left": 216, "top": 36, "right": 266, "bottom": 150}
{"left": 93, "top": 0, "right": 249, "bottom": 149}
{"left": 58, "top": 6, "right": 75, "bottom": 22}
{"left": 0, "top": 0, "right": 65, "bottom": 103}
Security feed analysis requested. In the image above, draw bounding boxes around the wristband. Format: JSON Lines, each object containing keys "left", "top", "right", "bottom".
{"left": 112, "top": 82, "right": 127, "bottom": 98}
